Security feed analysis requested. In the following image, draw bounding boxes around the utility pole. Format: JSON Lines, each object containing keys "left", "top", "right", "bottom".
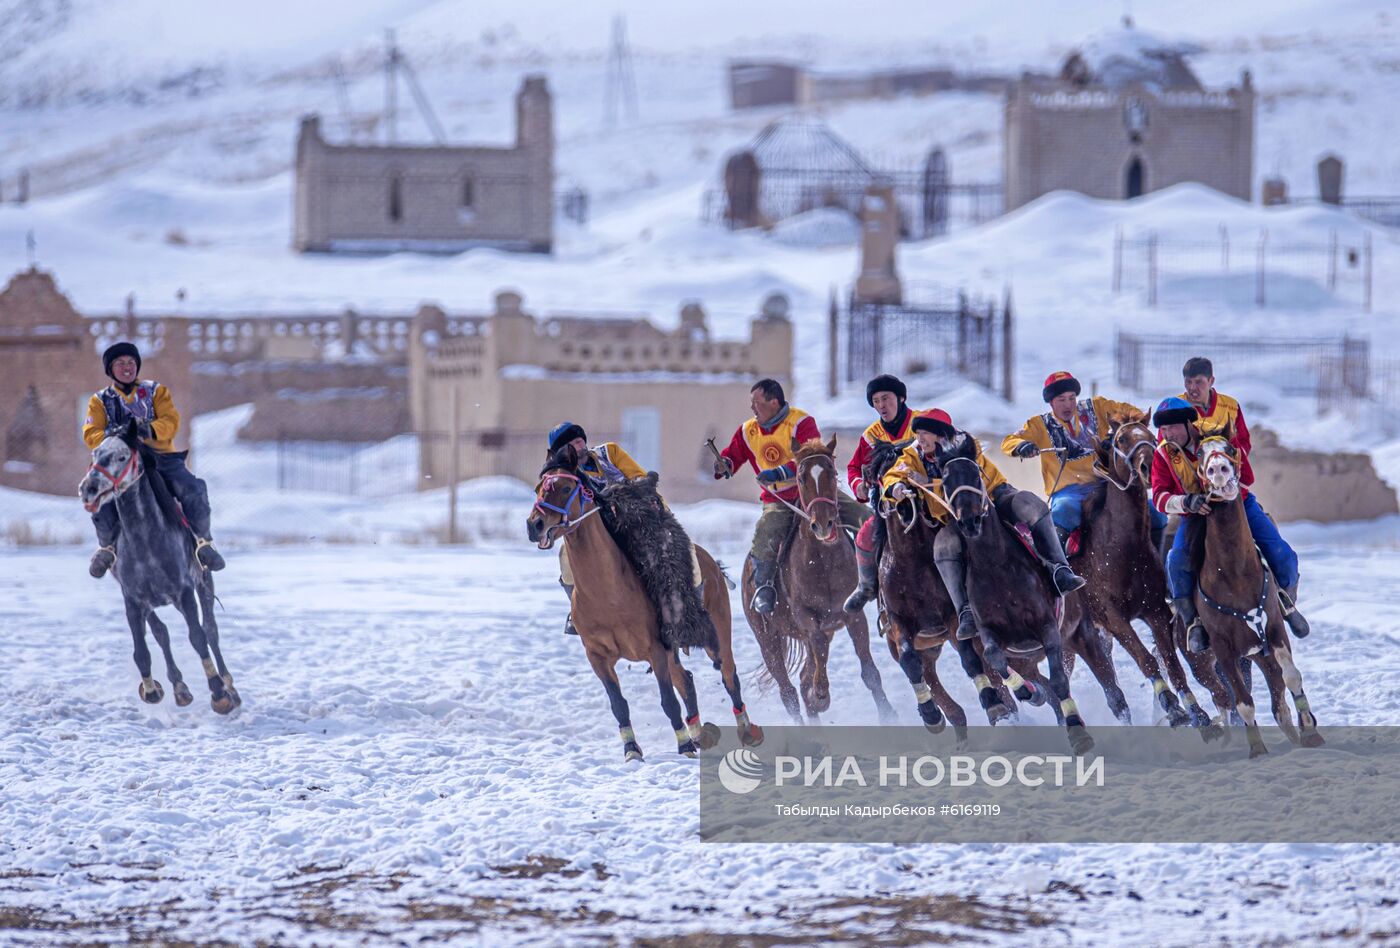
{"left": 604, "top": 14, "right": 639, "bottom": 128}
{"left": 384, "top": 29, "right": 399, "bottom": 144}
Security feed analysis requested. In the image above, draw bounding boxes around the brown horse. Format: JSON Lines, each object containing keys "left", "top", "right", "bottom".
{"left": 1190, "top": 438, "right": 1323, "bottom": 758}
{"left": 526, "top": 447, "right": 762, "bottom": 762}
{"left": 935, "top": 434, "right": 1094, "bottom": 754}
{"left": 861, "top": 443, "right": 1016, "bottom": 733}
{"left": 743, "top": 437, "right": 896, "bottom": 724}
{"left": 1078, "top": 420, "right": 1231, "bottom": 731}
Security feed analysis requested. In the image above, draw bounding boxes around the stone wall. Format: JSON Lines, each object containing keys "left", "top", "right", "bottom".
{"left": 294, "top": 76, "right": 553, "bottom": 253}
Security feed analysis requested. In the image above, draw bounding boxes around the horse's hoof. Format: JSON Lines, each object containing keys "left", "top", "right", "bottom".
{"left": 1186, "top": 704, "right": 1212, "bottom": 729}
{"left": 623, "top": 741, "right": 644, "bottom": 762}
{"left": 1016, "top": 682, "right": 1048, "bottom": 707}
{"left": 953, "top": 723, "right": 969, "bottom": 744}
{"left": 1165, "top": 706, "right": 1190, "bottom": 727}
{"left": 1068, "top": 726, "right": 1094, "bottom": 756}
{"left": 1248, "top": 742, "right": 1269, "bottom": 759}
{"left": 210, "top": 688, "right": 239, "bottom": 715}
{"left": 696, "top": 723, "right": 722, "bottom": 750}
{"left": 1113, "top": 707, "right": 1133, "bottom": 726}
{"left": 173, "top": 681, "right": 194, "bottom": 707}
{"left": 1199, "top": 722, "right": 1225, "bottom": 743}
{"left": 917, "top": 698, "right": 943, "bottom": 728}
{"left": 986, "top": 702, "right": 1015, "bottom": 726}
{"left": 740, "top": 723, "right": 764, "bottom": 747}
{"left": 1301, "top": 732, "right": 1325, "bottom": 748}
{"left": 139, "top": 680, "right": 164, "bottom": 704}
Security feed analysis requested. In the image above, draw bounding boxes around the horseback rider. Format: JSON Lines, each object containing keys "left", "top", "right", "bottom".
{"left": 82, "top": 342, "right": 225, "bottom": 578}
{"left": 882, "top": 410, "right": 1087, "bottom": 642}
{"left": 547, "top": 421, "right": 702, "bottom": 635}
{"left": 1002, "top": 370, "right": 1168, "bottom": 556}
{"left": 712, "top": 378, "right": 869, "bottom": 615}
{"left": 1149, "top": 396, "right": 1310, "bottom": 653}
{"left": 844, "top": 374, "right": 920, "bottom": 612}
{"left": 1181, "top": 356, "right": 1251, "bottom": 453}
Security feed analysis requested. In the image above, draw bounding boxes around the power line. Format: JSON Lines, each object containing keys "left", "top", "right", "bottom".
{"left": 604, "top": 13, "right": 639, "bottom": 129}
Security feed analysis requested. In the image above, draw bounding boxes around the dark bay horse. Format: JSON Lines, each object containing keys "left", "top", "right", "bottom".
{"left": 935, "top": 435, "right": 1094, "bottom": 754}
{"left": 78, "top": 423, "right": 239, "bottom": 714}
{"left": 1190, "top": 438, "right": 1322, "bottom": 758}
{"left": 743, "top": 437, "right": 895, "bottom": 724}
{"left": 1079, "top": 420, "right": 1231, "bottom": 731}
{"left": 862, "top": 443, "right": 1015, "bottom": 733}
{"left": 527, "top": 447, "right": 761, "bottom": 762}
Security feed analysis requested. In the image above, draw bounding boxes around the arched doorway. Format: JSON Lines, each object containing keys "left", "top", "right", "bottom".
{"left": 1125, "top": 157, "right": 1145, "bottom": 199}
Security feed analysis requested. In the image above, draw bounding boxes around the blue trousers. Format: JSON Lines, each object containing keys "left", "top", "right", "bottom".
{"left": 1166, "top": 492, "right": 1299, "bottom": 598}
{"left": 1050, "top": 482, "right": 1168, "bottom": 533}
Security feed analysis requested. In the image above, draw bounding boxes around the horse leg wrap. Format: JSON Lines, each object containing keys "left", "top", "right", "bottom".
{"left": 1293, "top": 694, "right": 1311, "bottom": 714}
{"left": 1181, "top": 691, "right": 1200, "bottom": 708}
{"left": 1153, "top": 677, "right": 1168, "bottom": 697}
{"left": 686, "top": 714, "right": 702, "bottom": 741}
{"left": 619, "top": 726, "right": 636, "bottom": 745}
{"left": 1004, "top": 670, "right": 1028, "bottom": 697}
{"left": 674, "top": 727, "right": 693, "bottom": 746}
{"left": 912, "top": 682, "right": 933, "bottom": 704}
{"left": 201, "top": 657, "right": 219, "bottom": 679}
{"left": 1060, "top": 698, "right": 1080, "bottom": 721}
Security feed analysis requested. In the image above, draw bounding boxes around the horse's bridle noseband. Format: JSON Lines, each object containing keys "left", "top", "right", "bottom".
{"left": 1094, "top": 421, "right": 1155, "bottom": 491}
{"left": 84, "top": 448, "right": 141, "bottom": 511}
{"left": 533, "top": 470, "right": 600, "bottom": 543}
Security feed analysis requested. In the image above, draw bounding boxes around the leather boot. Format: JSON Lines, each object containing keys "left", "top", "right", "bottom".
{"left": 1280, "top": 583, "right": 1310, "bottom": 638}
{"left": 933, "top": 553, "right": 979, "bottom": 641}
{"left": 1032, "top": 516, "right": 1086, "bottom": 595}
{"left": 843, "top": 549, "right": 879, "bottom": 612}
{"left": 194, "top": 537, "right": 225, "bottom": 572}
{"left": 89, "top": 545, "right": 116, "bottom": 579}
{"left": 1172, "top": 596, "right": 1209, "bottom": 654}
{"left": 750, "top": 558, "right": 778, "bottom": 615}
{"left": 561, "top": 580, "right": 578, "bottom": 635}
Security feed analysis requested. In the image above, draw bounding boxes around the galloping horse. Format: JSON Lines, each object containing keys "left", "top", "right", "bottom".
{"left": 1079, "top": 420, "right": 1231, "bottom": 731}
{"left": 862, "top": 442, "right": 1015, "bottom": 733}
{"left": 743, "top": 437, "right": 896, "bottom": 724}
{"left": 935, "top": 434, "right": 1094, "bottom": 754}
{"left": 78, "top": 422, "right": 239, "bottom": 714}
{"left": 1189, "top": 437, "right": 1323, "bottom": 758}
{"left": 526, "top": 445, "right": 761, "bottom": 762}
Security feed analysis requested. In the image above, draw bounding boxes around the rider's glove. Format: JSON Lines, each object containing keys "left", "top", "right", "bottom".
{"left": 135, "top": 419, "right": 153, "bottom": 441}
{"left": 1183, "top": 493, "right": 1212, "bottom": 514}
{"left": 889, "top": 483, "right": 911, "bottom": 501}
{"left": 756, "top": 466, "right": 787, "bottom": 485}
{"left": 1012, "top": 441, "right": 1039, "bottom": 459}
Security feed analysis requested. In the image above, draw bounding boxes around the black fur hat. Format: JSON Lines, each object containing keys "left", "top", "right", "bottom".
{"left": 102, "top": 341, "right": 141, "bottom": 379}
{"left": 865, "top": 374, "right": 907, "bottom": 406}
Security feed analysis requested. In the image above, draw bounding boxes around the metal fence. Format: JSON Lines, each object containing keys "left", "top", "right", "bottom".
{"left": 1115, "top": 331, "right": 1371, "bottom": 400}
{"left": 1113, "top": 227, "right": 1373, "bottom": 311}
{"left": 1317, "top": 355, "right": 1400, "bottom": 436}
{"left": 842, "top": 285, "right": 1013, "bottom": 400}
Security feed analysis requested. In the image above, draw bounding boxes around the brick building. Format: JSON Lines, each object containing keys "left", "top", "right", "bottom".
{"left": 294, "top": 75, "right": 553, "bottom": 254}
{"left": 1003, "top": 26, "right": 1254, "bottom": 211}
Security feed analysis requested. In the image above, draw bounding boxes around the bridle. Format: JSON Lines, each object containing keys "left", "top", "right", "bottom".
{"left": 84, "top": 447, "right": 141, "bottom": 512}
{"left": 532, "top": 470, "right": 601, "bottom": 543}
{"left": 1195, "top": 437, "right": 1241, "bottom": 502}
{"left": 771, "top": 454, "right": 838, "bottom": 526}
{"left": 1093, "top": 421, "right": 1156, "bottom": 491}
{"left": 909, "top": 454, "right": 990, "bottom": 522}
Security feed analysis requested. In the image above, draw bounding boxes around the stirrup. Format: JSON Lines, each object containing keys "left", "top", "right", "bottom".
{"left": 193, "top": 536, "right": 224, "bottom": 572}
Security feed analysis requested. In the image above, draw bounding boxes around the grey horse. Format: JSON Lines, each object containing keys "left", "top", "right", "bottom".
{"left": 79, "top": 420, "right": 240, "bottom": 714}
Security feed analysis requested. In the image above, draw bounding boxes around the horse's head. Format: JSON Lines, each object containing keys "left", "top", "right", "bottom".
{"left": 78, "top": 420, "right": 144, "bottom": 513}
{"left": 1100, "top": 419, "right": 1156, "bottom": 487}
{"left": 527, "top": 443, "right": 594, "bottom": 549}
{"left": 935, "top": 433, "right": 988, "bottom": 538}
{"left": 794, "top": 435, "right": 840, "bottom": 543}
{"left": 1196, "top": 436, "right": 1240, "bottom": 501}
{"left": 862, "top": 439, "right": 905, "bottom": 492}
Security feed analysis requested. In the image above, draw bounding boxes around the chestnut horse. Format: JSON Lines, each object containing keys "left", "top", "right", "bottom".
{"left": 1078, "top": 420, "right": 1231, "bottom": 731}
{"left": 743, "top": 437, "right": 896, "bottom": 724}
{"left": 526, "top": 446, "right": 762, "bottom": 762}
{"left": 1189, "top": 437, "right": 1323, "bottom": 758}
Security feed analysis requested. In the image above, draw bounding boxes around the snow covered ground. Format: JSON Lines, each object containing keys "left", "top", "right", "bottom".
{"left": 2, "top": 521, "right": 1398, "bottom": 944}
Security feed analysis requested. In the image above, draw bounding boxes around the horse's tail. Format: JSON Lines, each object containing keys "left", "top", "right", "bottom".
{"left": 714, "top": 560, "right": 737, "bottom": 591}
{"left": 750, "top": 632, "right": 806, "bottom": 698}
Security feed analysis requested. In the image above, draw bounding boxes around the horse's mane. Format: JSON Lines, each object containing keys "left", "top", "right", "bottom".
{"left": 134, "top": 441, "right": 191, "bottom": 534}
{"left": 539, "top": 444, "right": 578, "bottom": 478}
{"left": 794, "top": 437, "right": 833, "bottom": 462}
{"left": 862, "top": 439, "right": 906, "bottom": 485}
{"left": 935, "top": 431, "right": 976, "bottom": 465}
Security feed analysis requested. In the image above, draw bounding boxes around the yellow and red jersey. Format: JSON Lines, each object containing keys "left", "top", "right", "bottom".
{"left": 847, "top": 406, "right": 923, "bottom": 495}
{"left": 880, "top": 437, "right": 1007, "bottom": 525}
{"left": 716, "top": 406, "right": 820, "bottom": 503}
{"left": 82, "top": 381, "right": 180, "bottom": 453}
{"left": 1001, "top": 395, "right": 1146, "bottom": 496}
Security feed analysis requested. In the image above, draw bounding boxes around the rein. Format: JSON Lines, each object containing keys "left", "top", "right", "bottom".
{"left": 1193, "top": 451, "right": 1270, "bottom": 649}
{"left": 908, "top": 456, "right": 989, "bottom": 520}
{"left": 769, "top": 455, "right": 838, "bottom": 525}
{"left": 533, "top": 471, "right": 602, "bottom": 543}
